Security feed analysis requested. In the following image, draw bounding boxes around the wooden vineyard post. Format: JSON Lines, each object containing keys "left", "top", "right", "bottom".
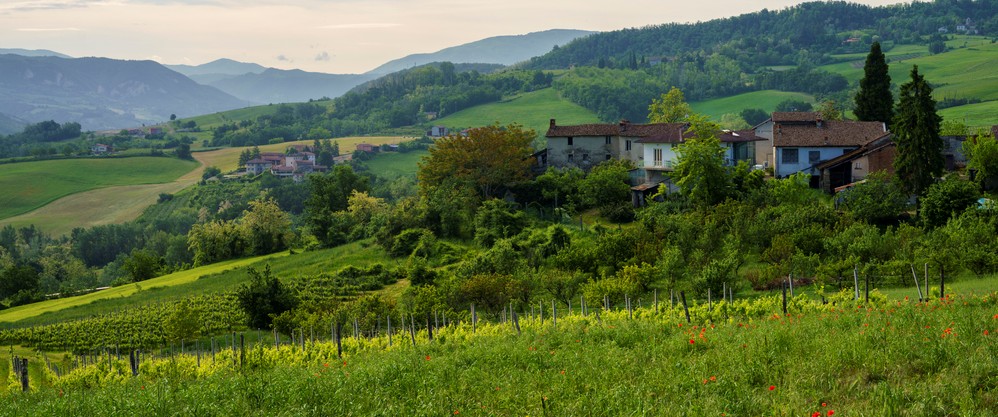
{"left": 409, "top": 315, "right": 417, "bottom": 347}
{"left": 20, "top": 357, "right": 28, "bottom": 392}
{"left": 782, "top": 280, "right": 788, "bottom": 315}
{"left": 654, "top": 289, "right": 659, "bottom": 314}
{"left": 426, "top": 313, "right": 433, "bottom": 342}
{"left": 552, "top": 300, "right": 557, "bottom": 327}
{"left": 387, "top": 315, "right": 393, "bottom": 347}
{"left": 924, "top": 263, "right": 928, "bottom": 302}
{"left": 911, "top": 265, "right": 924, "bottom": 302}
{"left": 788, "top": 274, "right": 794, "bottom": 298}
{"left": 581, "top": 295, "right": 587, "bottom": 316}
{"left": 211, "top": 337, "right": 216, "bottom": 362}
{"left": 513, "top": 312, "right": 521, "bottom": 336}
{"left": 707, "top": 290, "right": 712, "bottom": 311}
{"left": 626, "top": 295, "right": 633, "bottom": 319}
{"left": 336, "top": 321, "right": 343, "bottom": 359}
{"left": 471, "top": 304, "right": 477, "bottom": 334}
{"left": 680, "top": 291, "right": 691, "bottom": 323}
{"left": 853, "top": 266, "right": 860, "bottom": 300}
{"left": 239, "top": 334, "right": 245, "bottom": 369}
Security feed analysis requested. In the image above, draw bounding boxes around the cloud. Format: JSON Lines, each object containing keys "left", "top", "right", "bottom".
{"left": 314, "top": 51, "right": 330, "bottom": 61}
{"left": 16, "top": 27, "right": 82, "bottom": 31}
{"left": 316, "top": 23, "right": 401, "bottom": 30}
{"left": 276, "top": 54, "right": 292, "bottom": 62}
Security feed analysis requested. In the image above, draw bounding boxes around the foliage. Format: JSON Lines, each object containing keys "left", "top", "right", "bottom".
{"left": 739, "top": 108, "right": 769, "bottom": 126}
{"left": 670, "top": 115, "right": 730, "bottom": 208}
{"left": 920, "top": 176, "right": 980, "bottom": 228}
{"left": 963, "top": 131, "right": 998, "bottom": 189}
{"left": 577, "top": 159, "right": 633, "bottom": 215}
{"left": 853, "top": 41, "right": 894, "bottom": 125}
{"left": 893, "top": 65, "right": 944, "bottom": 197}
{"left": 236, "top": 265, "right": 298, "bottom": 330}
{"left": 473, "top": 199, "right": 528, "bottom": 248}
{"left": 774, "top": 99, "right": 813, "bottom": 113}
{"left": 240, "top": 198, "right": 293, "bottom": 256}
{"left": 304, "top": 165, "right": 370, "bottom": 247}
{"left": 840, "top": 171, "right": 909, "bottom": 224}
{"left": 417, "top": 123, "right": 535, "bottom": 199}
{"left": 647, "top": 87, "right": 692, "bottom": 123}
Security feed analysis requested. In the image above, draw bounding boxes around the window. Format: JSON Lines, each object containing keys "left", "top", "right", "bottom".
{"left": 782, "top": 148, "right": 799, "bottom": 164}
{"left": 582, "top": 153, "right": 589, "bottom": 161}
{"left": 567, "top": 137, "right": 573, "bottom": 146}
{"left": 567, "top": 153, "right": 574, "bottom": 163}
{"left": 808, "top": 151, "right": 821, "bottom": 164}
{"left": 625, "top": 140, "right": 632, "bottom": 151}
{"left": 605, "top": 154, "right": 612, "bottom": 160}
{"left": 653, "top": 148, "right": 663, "bottom": 166}
{"left": 605, "top": 136, "right": 612, "bottom": 145}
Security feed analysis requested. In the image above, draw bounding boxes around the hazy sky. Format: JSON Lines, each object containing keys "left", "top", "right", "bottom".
{"left": 1, "top": 0, "right": 904, "bottom": 74}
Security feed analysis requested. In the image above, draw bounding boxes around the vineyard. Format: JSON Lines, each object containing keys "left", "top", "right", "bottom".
{"left": 2, "top": 289, "right": 997, "bottom": 416}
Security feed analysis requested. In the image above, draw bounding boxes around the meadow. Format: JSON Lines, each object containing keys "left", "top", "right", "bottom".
{"left": 691, "top": 90, "right": 816, "bottom": 121}
{"left": 433, "top": 88, "right": 599, "bottom": 138}
{"left": 0, "top": 157, "right": 198, "bottom": 221}
{"left": 198, "top": 136, "right": 408, "bottom": 172}
{"left": 2, "top": 291, "right": 996, "bottom": 416}
{"left": 362, "top": 150, "right": 427, "bottom": 179}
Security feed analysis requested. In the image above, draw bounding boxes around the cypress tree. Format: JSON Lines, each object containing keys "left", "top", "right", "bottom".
{"left": 893, "top": 65, "right": 943, "bottom": 197}
{"left": 854, "top": 42, "right": 894, "bottom": 125}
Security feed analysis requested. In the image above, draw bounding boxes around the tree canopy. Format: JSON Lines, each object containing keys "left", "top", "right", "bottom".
{"left": 853, "top": 41, "right": 894, "bottom": 125}
{"left": 418, "top": 123, "right": 535, "bottom": 199}
{"left": 647, "top": 87, "right": 692, "bottom": 123}
{"left": 670, "top": 114, "right": 730, "bottom": 208}
{"left": 893, "top": 65, "right": 943, "bottom": 197}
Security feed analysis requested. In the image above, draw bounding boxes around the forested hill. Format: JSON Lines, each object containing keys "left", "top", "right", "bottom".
{"left": 523, "top": 0, "right": 998, "bottom": 69}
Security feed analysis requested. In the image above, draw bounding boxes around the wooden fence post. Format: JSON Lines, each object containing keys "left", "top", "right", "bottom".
{"left": 20, "top": 358, "right": 29, "bottom": 392}
{"left": 409, "top": 314, "right": 417, "bottom": 347}
{"left": 911, "top": 265, "right": 923, "bottom": 302}
{"left": 336, "top": 321, "right": 343, "bottom": 358}
{"left": 239, "top": 334, "right": 245, "bottom": 369}
{"left": 426, "top": 313, "right": 433, "bottom": 342}
{"left": 654, "top": 289, "right": 659, "bottom": 314}
{"left": 387, "top": 315, "right": 393, "bottom": 347}
{"left": 853, "top": 266, "right": 860, "bottom": 300}
{"left": 552, "top": 300, "right": 557, "bottom": 327}
{"left": 782, "top": 280, "right": 788, "bottom": 315}
{"left": 680, "top": 291, "right": 691, "bottom": 323}
{"left": 471, "top": 304, "right": 477, "bottom": 334}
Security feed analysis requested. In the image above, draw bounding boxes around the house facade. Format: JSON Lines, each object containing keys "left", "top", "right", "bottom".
{"left": 754, "top": 112, "right": 888, "bottom": 180}
{"left": 91, "top": 143, "right": 112, "bottom": 155}
{"left": 547, "top": 119, "right": 761, "bottom": 181}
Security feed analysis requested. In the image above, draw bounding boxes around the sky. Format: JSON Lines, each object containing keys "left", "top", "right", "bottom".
{"left": 1, "top": 0, "right": 905, "bottom": 74}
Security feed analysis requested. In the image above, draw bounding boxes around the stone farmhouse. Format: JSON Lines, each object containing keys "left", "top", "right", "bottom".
{"left": 245, "top": 147, "right": 328, "bottom": 181}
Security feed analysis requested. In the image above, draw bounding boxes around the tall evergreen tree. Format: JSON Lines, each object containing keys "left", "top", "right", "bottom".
{"left": 854, "top": 42, "right": 894, "bottom": 125}
{"left": 893, "top": 65, "right": 943, "bottom": 197}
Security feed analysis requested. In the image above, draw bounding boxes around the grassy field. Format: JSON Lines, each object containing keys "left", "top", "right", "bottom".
{"left": 363, "top": 150, "right": 427, "bottom": 179}
{"left": 690, "top": 90, "right": 816, "bottom": 121}
{"left": 940, "top": 100, "right": 998, "bottom": 130}
{"left": 3, "top": 291, "right": 996, "bottom": 416}
{"left": 0, "top": 240, "right": 391, "bottom": 326}
{"left": 434, "top": 88, "right": 599, "bottom": 138}
{"left": 182, "top": 102, "right": 334, "bottom": 130}
{"left": 0, "top": 157, "right": 198, "bottom": 221}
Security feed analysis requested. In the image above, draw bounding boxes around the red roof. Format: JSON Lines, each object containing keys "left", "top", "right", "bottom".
{"left": 773, "top": 119, "right": 887, "bottom": 148}
{"left": 772, "top": 112, "right": 822, "bottom": 123}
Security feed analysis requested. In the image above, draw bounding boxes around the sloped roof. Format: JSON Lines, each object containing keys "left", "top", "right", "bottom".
{"left": 815, "top": 133, "right": 893, "bottom": 170}
{"left": 774, "top": 119, "right": 887, "bottom": 147}
{"left": 547, "top": 120, "right": 687, "bottom": 140}
{"left": 772, "top": 112, "right": 822, "bottom": 123}
{"left": 246, "top": 158, "right": 273, "bottom": 165}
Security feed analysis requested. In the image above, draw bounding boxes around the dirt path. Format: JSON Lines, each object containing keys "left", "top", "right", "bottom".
{"left": 0, "top": 152, "right": 215, "bottom": 236}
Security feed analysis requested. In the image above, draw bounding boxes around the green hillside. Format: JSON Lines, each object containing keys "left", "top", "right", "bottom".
{"left": 691, "top": 90, "right": 816, "bottom": 121}
{"left": 183, "top": 101, "right": 333, "bottom": 129}
{"left": 363, "top": 150, "right": 428, "bottom": 179}
{"left": 0, "top": 240, "right": 392, "bottom": 326}
{"left": 0, "top": 157, "right": 198, "bottom": 220}
{"left": 433, "top": 88, "right": 599, "bottom": 137}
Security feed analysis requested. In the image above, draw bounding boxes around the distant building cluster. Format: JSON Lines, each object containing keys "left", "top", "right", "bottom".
{"left": 246, "top": 144, "right": 328, "bottom": 181}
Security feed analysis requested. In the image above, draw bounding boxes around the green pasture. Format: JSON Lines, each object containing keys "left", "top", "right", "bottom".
{"left": 690, "top": 90, "right": 816, "bottom": 121}
{"left": 0, "top": 240, "right": 391, "bottom": 327}
{"left": 182, "top": 102, "right": 333, "bottom": 129}
{"left": 363, "top": 150, "right": 427, "bottom": 179}
{"left": 939, "top": 100, "right": 998, "bottom": 130}
{"left": 433, "top": 88, "right": 599, "bottom": 138}
{"left": 0, "top": 157, "right": 198, "bottom": 220}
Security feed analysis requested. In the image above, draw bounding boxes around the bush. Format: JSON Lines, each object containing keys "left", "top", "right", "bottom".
{"left": 390, "top": 228, "right": 435, "bottom": 258}
{"left": 236, "top": 266, "right": 298, "bottom": 329}
{"left": 920, "top": 176, "right": 979, "bottom": 228}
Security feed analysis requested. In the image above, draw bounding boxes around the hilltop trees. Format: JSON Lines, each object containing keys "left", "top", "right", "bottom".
{"left": 647, "top": 87, "right": 692, "bottom": 123}
{"left": 893, "top": 65, "right": 944, "bottom": 197}
{"left": 418, "top": 123, "right": 535, "bottom": 199}
{"left": 854, "top": 42, "right": 894, "bottom": 125}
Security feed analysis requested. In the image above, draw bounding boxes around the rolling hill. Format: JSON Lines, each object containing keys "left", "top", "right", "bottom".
{"left": 365, "top": 29, "right": 594, "bottom": 75}
{"left": 0, "top": 55, "right": 249, "bottom": 130}
{"left": 432, "top": 87, "right": 599, "bottom": 138}
{"left": 205, "top": 69, "right": 378, "bottom": 104}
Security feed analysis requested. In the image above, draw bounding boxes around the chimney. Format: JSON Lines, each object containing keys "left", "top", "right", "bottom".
{"left": 816, "top": 115, "right": 824, "bottom": 128}
{"left": 549, "top": 119, "right": 556, "bottom": 130}
{"left": 619, "top": 119, "right": 630, "bottom": 132}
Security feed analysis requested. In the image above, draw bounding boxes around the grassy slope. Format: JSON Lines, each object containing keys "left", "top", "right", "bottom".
{"left": 691, "top": 90, "right": 816, "bottom": 121}
{"left": 0, "top": 240, "right": 391, "bottom": 326}
{"left": 183, "top": 102, "right": 333, "bottom": 130}
{"left": 0, "top": 157, "right": 198, "bottom": 220}
{"left": 433, "top": 88, "right": 599, "bottom": 137}
{"left": 363, "top": 150, "right": 428, "bottom": 179}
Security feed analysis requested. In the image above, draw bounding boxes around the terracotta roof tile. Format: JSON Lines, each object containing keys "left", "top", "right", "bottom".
{"left": 773, "top": 120, "right": 887, "bottom": 147}
{"left": 772, "top": 112, "right": 821, "bottom": 123}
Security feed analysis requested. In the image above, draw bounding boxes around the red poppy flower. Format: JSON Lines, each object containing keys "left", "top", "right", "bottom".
{"left": 689, "top": 339, "right": 695, "bottom": 344}
{"left": 768, "top": 385, "right": 775, "bottom": 391}
{"left": 425, "top": 355, "right": 431, "bottom": 361}
{"left": 828, "top": 411, "right": 834, "bottom": 416}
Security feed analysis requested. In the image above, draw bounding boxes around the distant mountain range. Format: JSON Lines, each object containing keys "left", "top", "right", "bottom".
{"left": 0, "top": 54, "right": 248, "bottom": 131}
{"left": 0, "top": 29, "right": 593, "bottom": 130}
{"left": 365, "top": 29, "right": 594, "bottom": 75}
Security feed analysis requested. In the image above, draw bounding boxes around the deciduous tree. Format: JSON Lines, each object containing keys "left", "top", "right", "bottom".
{"left": 670, "top": 114, "right": 730, "bottom": 208}
{"left": 418, "top": 123, "right": 535, "bottom": 199}
{"left": 647, "top": 87, "right": 692, "bottom": 123}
